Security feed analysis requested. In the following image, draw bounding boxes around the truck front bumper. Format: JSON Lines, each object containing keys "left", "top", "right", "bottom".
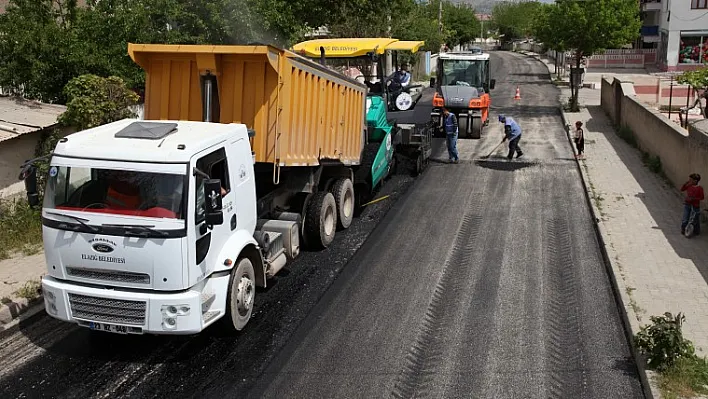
{"left": 42, "top": 276, "right": 207, "bottom": 335}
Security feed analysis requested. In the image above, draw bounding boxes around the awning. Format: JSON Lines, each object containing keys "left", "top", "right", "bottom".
{"left": 291, "top": 38, "right": 423, "bottom": 58}
{"left": 385, "top": 41, "right": 425, "bottom": 53}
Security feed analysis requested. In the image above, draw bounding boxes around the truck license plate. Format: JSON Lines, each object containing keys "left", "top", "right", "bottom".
{"left": 88, "top": 321, "right": 129, "bottom": 334}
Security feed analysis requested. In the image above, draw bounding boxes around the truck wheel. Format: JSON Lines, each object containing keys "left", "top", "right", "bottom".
{"left": 226, "top": 257, "right": 256, "bottom": 331}
{"left": 331, "top": 178, "right": 354, "bottom": 230}
{"left": 471, "top": 116, "right": 482, "bottom": 139}
{"left": 304, "top": 191, "right": 337, "bottom": 249}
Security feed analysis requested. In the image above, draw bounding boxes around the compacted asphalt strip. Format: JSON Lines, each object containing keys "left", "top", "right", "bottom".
{"left": 0, "top": 51, "right": 644, "bottom": 399}
{"left": 245, "top": 51, "right": 646, "bottom": 398}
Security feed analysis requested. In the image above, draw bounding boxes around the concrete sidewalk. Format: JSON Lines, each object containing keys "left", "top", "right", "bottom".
{"left": 527, "top": 52, "right": 708, "bottom": 397}
{"left": 0, "top": 252, "right": 45, "bottom": 329}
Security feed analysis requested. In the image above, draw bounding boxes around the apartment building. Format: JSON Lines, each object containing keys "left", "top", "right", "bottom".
{"left": 641, "top": 0, "right": 708, "bottom": 71}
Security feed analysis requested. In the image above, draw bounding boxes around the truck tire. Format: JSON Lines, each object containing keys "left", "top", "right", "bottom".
{"left": 225, "top": 257, "right": 256, "bottom": 331}
{"left": 471, "top": 116, "right": 482, "bottom": 139}
{"left": 331, "top": 178, "right": 354, "bottom": 230}
{"left": 304, "top": 191, "right": 337, "bottom": 249}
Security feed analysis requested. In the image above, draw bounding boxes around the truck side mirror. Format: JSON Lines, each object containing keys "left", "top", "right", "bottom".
{"left": 490, "top": 79, "right": 496, "bottom": 90}
{"left": 204, "top": 179, "right": 224, "bottom": 226}
{"left": 19, "top": 163, "right": 40, "bottom": 208}
{"left": 430, "top": 77, "right": 436, "bottom": 87}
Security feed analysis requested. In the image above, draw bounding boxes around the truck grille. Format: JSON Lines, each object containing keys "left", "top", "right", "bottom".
{"left": 68, "top": 293, "right": 147, "bottom": 326}
{"left": 66, "top": 267, "right": 150, "bottom": 285}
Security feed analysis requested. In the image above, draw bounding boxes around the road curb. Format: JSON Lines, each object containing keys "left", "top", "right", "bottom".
{"left": 0, "top": 296, "right": 44, "bottom": 332}
{"left": 557, "top": 108, "right": 656, "bottom": 399}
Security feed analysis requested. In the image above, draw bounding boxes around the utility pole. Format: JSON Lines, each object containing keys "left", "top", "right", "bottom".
{"left": 438, "top": 0, "right": 443, "bottom": 34}
{"left": 386, "top": 13, "right": 393, "bottom": 76}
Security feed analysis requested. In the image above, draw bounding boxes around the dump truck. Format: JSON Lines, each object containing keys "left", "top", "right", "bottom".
{"left": 293, "top": 38, "right": 433, "bottom": 176}
{"left": 430, "top": 49, "right": 496, "bottom": 139}
{"left": 17, "top": 43, "right": 400, "bottom": 335}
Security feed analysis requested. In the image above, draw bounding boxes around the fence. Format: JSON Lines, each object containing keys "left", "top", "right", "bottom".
{"left": 601, "top": 77, "right": 708, "bottom": 190}
{"left": 587, "top": 49, "right": 656, "bottom": 69}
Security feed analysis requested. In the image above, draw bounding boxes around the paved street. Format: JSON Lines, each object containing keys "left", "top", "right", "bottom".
{"left": 247, "top": 51, "right": 644, "bottom": 398}
{"left": 542, "top": 56, "right": 708, "bottom": 354}
{"left": 0, "top": 51, "right": 644, "bottom": 398}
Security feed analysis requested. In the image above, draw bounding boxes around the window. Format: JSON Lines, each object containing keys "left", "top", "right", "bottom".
{"left": 43, "top": 166, "right": 185, "bottom": 219}
{"left": 679, "top": 35, "right": 707, "bottom": 64}
{"left": 440, "top": 59, "right": 487, "bottom": 89}
{"left": 692, "top": 0, "right": 708, "bottom": 9}
{"left": 194, "top": 148, "right": 230, "bottom": 224}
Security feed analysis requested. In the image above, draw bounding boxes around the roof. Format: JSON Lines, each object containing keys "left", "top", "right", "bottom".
{"left": 439, "top": 52, "right": 491, "bottom": 61}
{"left": 0, "top": 0, "right": 87, "bottom": 14}
{"left": 53, "top": 119, "right": 247, "bottom": 163}
{"left": 291, "top": 38, "right": 424, "bottom": 58}
{"left": 0, "top": 96, "right": 66, "bottom": 143}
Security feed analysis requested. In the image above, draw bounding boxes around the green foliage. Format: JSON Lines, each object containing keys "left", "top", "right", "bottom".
{"left": 532, "top": 0, "right": 641, "bottom": 110}
{"left": 491, "top": 0, "right": 542, "bottom": 43}
{"left": 0, "top": 199, "right": 43, "bottom": 260}
{"left": 14, "top": 279, "right": 42, "bottom": 300}
{"left": 0, "top": 0, "right": 84, "bottom": 102}
{"left": 658, "top": 356, "right": 708, "bottom": 399}
{"left": 641, "top": 152, "right": 663, "bottom": 175}
{"left": 677, "top": 68, "right": 708, "bottom": 92}
{"left": 0, "top": 0, "right": 471, "bottom": 105}
{"left": 441, "top": 2, "right": 480, "bottom": 48}
{"left": 59, "top": 74, "right": 140, "bottom": 131}
{"left": 0, "top": 0, "right": 268, "bottom": 102}
{"left": 635, "top": 312, "right": 696, "bottom": 371}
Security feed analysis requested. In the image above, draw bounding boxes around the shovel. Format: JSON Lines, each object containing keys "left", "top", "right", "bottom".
{"left": 481, "top": 140, "right": 505, "bottom": 159}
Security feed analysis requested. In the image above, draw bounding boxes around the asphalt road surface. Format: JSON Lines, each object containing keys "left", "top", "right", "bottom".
{"left": 0, "top": 51, "right": 644, "bottom": 399}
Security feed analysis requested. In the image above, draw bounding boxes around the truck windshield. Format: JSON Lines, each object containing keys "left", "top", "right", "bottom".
{"left": 441, "top": 60, "right": 485, "bottom": 88}
{"left": 43, "top": 166, "right": 185, "bottom": 219}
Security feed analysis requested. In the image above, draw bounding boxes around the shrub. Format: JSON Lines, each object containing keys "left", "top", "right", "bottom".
{"left": 635, "top": 312, "right": 696, "bottom": 371}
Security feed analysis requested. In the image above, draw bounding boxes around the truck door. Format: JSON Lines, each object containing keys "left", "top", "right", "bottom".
{"left": 193, "top": 147, "right": 235, "bottom": 278}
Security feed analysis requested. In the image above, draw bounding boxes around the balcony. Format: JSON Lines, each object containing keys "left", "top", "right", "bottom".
{"left": 641, "top": 25, "right": 660, "bottom": 36}
{"left": 641, "top": 0, "right": 662, "bottom": 11}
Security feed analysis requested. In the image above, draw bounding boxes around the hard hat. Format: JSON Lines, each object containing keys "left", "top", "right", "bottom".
{"left": 498, "top": 114, "right": 506, "bottom": 123}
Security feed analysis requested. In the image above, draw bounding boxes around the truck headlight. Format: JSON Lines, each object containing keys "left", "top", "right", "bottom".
{"left": 44, "top": 289, "right": 57, "bottom": 315}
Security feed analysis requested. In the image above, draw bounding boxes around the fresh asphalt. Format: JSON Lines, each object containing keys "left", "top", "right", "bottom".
{"left": 0, "top": 52, "right": 644, "bottom": 398}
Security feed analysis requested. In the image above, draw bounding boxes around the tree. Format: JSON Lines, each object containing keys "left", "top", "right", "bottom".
{"left": 536, "top": 0, "right": 640, "bottom": 111}
{"left": 443, "top": 2, "right": 480, "bottom": 48}
{"left": 392, "top": 1, "right": 446, "bottom": 53}
{"left": 58, "top": 75, "right": 140, "bottom": 131}
{"left": 533, "top": 3, "right": 567, "bottom": 80}
{"left": 491, "top": 0, "right": 541, "bottom": 43}
{"left": 0, "top": 0, "right": 86, "bottom": 103}
{"left": 0, "top": 0, "right": 264, "bottom": 103}
{"left": 677, "top": 68, "right": 708, "bottom": 118}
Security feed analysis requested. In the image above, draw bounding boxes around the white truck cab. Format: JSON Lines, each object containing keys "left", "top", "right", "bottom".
{"left": 23, "top": 119, "right": 299, "bottom": 334}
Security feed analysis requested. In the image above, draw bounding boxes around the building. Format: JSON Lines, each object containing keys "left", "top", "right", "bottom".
{"left": 641, "top": 0, "right": 708, "bottom": 71}
{"left": 0, "top": 97, "right": 71, "bottom": 199}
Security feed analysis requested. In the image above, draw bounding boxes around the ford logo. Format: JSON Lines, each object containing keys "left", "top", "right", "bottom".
{"left": 92, "top": 243, "right": 114, "bottom": 253}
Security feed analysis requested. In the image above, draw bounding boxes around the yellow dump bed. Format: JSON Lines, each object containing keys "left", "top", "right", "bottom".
{"left": 128, "top": 43, "right": 367, "bottom": 167}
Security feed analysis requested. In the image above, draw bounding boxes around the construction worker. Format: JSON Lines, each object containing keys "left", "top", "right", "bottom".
{"left": 442, "top": 106, "right": 459, "bottom": 163}
{"left": 498, "top": 114, "right": 524, "bottom": 160}
{"left": 393, "top": 64, "right": 411, "bottom": 87}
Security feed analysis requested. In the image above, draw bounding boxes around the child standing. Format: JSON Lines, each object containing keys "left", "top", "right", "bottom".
{"left": 574, "top": 121, "right": 585, "bottom": 159}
